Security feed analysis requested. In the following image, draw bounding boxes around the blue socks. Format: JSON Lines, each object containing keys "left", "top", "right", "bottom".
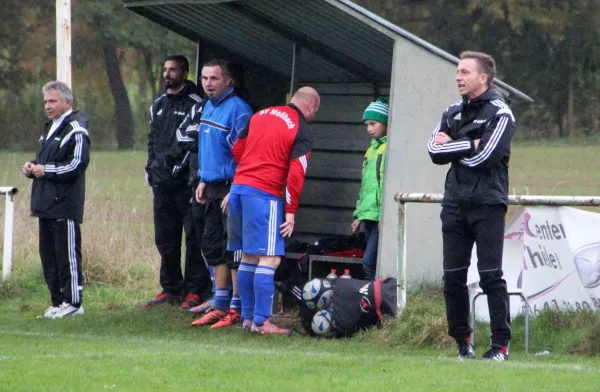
{"left": 214, "top": 289, "right": 230, "bottom": 312}
{"left": 230, "top": 294, "right": 241, "bottom": 311}
{"left": 253, "top": 266, "right": 276, "bottom": 326}
{"left": 238, "top": 262, "right": 257, "bottom": 321}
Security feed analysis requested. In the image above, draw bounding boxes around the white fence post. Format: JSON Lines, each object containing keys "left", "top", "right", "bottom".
{"left": 1, "top": 187, "right": 18, "bottom": 280}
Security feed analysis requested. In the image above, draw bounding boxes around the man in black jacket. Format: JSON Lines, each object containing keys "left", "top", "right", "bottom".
{"left": 428, "top": 51, "right": 515, "bottom": 361}
{"left": 144, "top": 54, "right": 210, "bottom": 308}
{"left": 23, "top": 81, "right": 90, "bottom": 319}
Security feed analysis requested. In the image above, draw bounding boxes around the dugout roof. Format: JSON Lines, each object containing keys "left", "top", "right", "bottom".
{"left": 124, "top": 0, "right": 533, "bottom": 103}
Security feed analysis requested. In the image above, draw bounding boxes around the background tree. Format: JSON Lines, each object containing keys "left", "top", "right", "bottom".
{"left": 356, "top": 0, "right": 599, "bottom": 139}
{"left": 73, "top": 0, "right": 195, "bottom": 150}
{"left": 0, "top": 0, "right": 597, "bottom": 148}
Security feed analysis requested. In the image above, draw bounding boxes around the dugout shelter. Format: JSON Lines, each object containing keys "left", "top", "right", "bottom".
{"left": 124, "top": 0, "right": 532, "bottom": 286}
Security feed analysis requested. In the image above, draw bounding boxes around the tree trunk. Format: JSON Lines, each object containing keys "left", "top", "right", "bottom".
{"left": 591, "top": 77, "right": 599, "bottom": 136}
{"left": 553, "top": 111, "right": 563, "bottom": 139}
{"left": 103, "top": 39, "right": 135, "bottom": 150}
{"left": 567, "top": 74, "right": 576, "bottom": 138}
{"left": 142, "top": 48, "right": 159, "bottom": 99}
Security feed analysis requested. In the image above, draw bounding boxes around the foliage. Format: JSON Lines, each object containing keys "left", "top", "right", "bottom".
{"left": 571, "top": 318, "right": 600, "bottom": 356}
{"left": 0, "top": 0, "right": 195, "bottom": 150}
{"left": 72, "top": 0, "right": 196, "bottom": 149}
{"left": 355, "top": 0, "right": 600, "bottom": 139}
{"left": 1, "top": 1, "right": 598, "bottom": 147}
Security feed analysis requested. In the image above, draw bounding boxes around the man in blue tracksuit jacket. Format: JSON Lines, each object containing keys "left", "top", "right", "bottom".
{"left": 191, "top": 59, "right": 253, "bottom": 328}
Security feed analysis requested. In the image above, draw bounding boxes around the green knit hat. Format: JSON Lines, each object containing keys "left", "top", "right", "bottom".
{"left": 362, "top": 97, "right": 389, "bottom": 125}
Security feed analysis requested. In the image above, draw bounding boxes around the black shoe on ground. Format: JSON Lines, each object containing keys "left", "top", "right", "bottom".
{"left": 481, "top": 345, "right": 509, "bottom": 361}
{"left": 457, "top": 340, "right": 476, "bottom": 360}
{"left": 143, "top": 291, "right": 182, "bottom": 307}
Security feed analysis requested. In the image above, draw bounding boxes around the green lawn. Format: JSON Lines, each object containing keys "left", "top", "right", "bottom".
{"left": 1, "top": 287, "right": 600, "bottom": 391}
{"left": 1, "top": 144, "right": 600, "bottom": 391}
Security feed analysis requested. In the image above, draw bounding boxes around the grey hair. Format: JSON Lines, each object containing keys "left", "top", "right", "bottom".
{"left": 42, "top": 81, "right": 73, "bottom": 102}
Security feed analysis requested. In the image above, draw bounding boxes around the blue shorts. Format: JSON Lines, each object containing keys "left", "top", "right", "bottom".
{"left": 227, "top": 185, "right": 285, "bottom": 256}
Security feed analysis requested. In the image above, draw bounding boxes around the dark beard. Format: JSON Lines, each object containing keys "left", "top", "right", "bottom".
{"left": 165, "top": 79, "right": 184, "bottom": 90}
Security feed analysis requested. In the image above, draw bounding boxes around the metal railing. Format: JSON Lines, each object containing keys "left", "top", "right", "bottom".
{"left": 394, "top": 192, "right": 600, "bottom": 311}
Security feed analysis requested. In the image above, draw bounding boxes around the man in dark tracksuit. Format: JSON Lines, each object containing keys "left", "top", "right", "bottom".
{"left": 428, "top": 51, "right": 515, "bottom": 361}
{"left": 23, "top": 81, "right": 90, "bottom": 319}
{"left": 171, "top": 99, "right": 213, "bottom": 307}
{"left": 144, "top": 55, "right": 208, "bottom": 308}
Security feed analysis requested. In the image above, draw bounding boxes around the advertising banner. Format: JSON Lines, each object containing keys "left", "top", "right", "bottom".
{"left": 469, "top": 206, "right": 599, "bottom": 321}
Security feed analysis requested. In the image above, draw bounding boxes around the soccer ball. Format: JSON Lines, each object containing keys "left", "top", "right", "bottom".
{"left": 311, "top": 309, "right": 333, "bottom": 336}
{"left": 316, "top": 288, "right": 333, "bottom": 310}
{"left": 302, "top": 278, "right": 332, "bottom": 310}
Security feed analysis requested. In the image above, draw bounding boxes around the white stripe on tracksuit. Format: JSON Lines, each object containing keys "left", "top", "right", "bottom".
{"left": 67, "top": 220, "right": 80, "bottom": 304}
{"left": 427, "top": 123, "right": 472, "bottom": 154}
{"left": 45, "top": 133, "right": 86, "bottom": 175}
{"left": 268, "top": 200, "right": 278, "bottom": 256}
{"left": 460, "top": 116, "right": 509, "bottom": 167}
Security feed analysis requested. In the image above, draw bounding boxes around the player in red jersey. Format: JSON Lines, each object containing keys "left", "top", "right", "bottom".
{"left": 228, "top": 87, "right": 320, "bottom": 335}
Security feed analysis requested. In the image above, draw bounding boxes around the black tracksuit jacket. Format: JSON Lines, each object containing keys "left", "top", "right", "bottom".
{"left": 427, "top": 87, "right": 516, "bottom": 206}
{"left": 29, "top": 111, "right": 91, "bottom": 223}
{"left": 146, "top": 81, "right": 202, "bottom": 191}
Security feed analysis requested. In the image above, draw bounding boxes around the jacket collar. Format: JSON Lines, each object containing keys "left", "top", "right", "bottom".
{"left": 45, "top": 110, "right": 74, "bottom": 131}
{"left": 288, "top": 103, "right": 307, "bottom": 122}
{"left": 166, "top": 80, "right": 198, "bottom": 99}
{"left": 371, "top": 135, "right": 386, "bottom": 148}
{"left": 53, "top": 109, "right": 73, "bottom": 125}
{"left": 210, "top": 86, "right": 235, "bottom": 107}
{"left": 463, "top": 86, "right": 504, "bottom": 106}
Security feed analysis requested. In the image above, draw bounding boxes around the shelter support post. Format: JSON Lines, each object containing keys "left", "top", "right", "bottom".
{"left": 195, "top": 37, "right": 204, "bottom": 87}
{"left": 289, "top": 42, "right": 301, "bottom": 98}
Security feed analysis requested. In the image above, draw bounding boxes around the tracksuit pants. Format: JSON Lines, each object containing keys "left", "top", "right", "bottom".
{"left": 441, "top": 203, "right": 512, "bottom": 347}
{"left": 201, "top": 182, "right": 238, "bottom": 269}
{"left": 153, "top": 187, "right": 210, "bottom": 297}
{"left": 39, "top": 218, "right": 83, "bottom": 307}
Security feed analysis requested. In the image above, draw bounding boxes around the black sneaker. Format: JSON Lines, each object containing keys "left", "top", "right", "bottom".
{"left": 143, "top": 292, "right": 182, "bottom": 307}
{"left": 457, "top": 341, "right": 476, "bottom": 360}
{"left": 482, "top": 345, "right": 509, "bottom": 361}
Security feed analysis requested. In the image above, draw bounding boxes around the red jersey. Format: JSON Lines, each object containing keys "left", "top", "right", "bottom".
{"left": 232, "top": 104, "right": 313, "bottom": 214}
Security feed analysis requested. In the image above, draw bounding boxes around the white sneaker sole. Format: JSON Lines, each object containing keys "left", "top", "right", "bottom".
{"left": 53, "top": 306, "right": 84, "bottom": 319}
{"left": 37, "top": 307, "right": 61, "bottom": 319}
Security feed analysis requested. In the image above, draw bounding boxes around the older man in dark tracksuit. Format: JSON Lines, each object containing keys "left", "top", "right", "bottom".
{"left": 23, "top": 80, "right": 90, "bottom": 319}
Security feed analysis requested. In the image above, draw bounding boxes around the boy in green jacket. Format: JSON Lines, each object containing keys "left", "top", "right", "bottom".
{"left": 351, "top": 97, "right": 388, "bottom": 280}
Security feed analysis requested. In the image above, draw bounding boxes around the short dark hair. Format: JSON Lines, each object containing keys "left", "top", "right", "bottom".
{"left": 203, "top": 59, "right": 231, "bottom": 79}
{"left": 165, "top": 54, "right": 189, "bottom": 74}
{"left": 460, "top": 51, "right": 496, "bottom": 87}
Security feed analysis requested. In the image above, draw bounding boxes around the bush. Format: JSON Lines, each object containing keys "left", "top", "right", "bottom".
{"left": 0, "top": 84, "right": 46, "bottom": 150}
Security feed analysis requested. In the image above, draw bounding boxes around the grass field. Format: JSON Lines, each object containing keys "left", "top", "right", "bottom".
{"left": 1, "top": 143, "right": 600, "bottom": 391}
